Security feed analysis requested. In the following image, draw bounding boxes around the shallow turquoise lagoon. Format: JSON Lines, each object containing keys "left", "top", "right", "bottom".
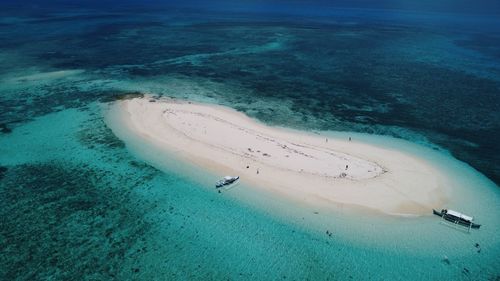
{"left": 1, "top": 103, "right": 498, "bottom": 280}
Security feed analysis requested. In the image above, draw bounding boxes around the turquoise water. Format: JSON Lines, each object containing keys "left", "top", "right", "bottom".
{"left": 105, "top": 100, "right": 500, "bottom": 279}
{"left": 1, "top": 3, "right": 500, "bottom": 280}
{"left": 1, "top": 99, "right": 499, "bottom": 280}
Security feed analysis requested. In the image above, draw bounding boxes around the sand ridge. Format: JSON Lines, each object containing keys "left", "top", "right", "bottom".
{"left": 106, "top": 96, "right": 450, "bottom": 215}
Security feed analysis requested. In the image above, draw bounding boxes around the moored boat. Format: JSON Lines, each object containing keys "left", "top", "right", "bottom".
{"left": 215, "top": 176, "right": 239, "bottom": 189}
{"left": 433, "top": 209, "right": 481, "bottom": 229}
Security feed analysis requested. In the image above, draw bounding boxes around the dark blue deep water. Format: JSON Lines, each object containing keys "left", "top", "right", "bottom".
{"left": 1, "top": 1, "right": 499, "bottom": 280}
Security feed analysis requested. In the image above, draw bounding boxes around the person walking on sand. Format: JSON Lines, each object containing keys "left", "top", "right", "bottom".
{"left": 257, "top": 168, "right": 259, "bottom": 175}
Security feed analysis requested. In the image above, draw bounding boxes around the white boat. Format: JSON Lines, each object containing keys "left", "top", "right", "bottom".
{"left": 433, "top": 209, "right": 481, "bottom": 229}
{"left": 215, "top": 176, "right": 239, "bottom": 189}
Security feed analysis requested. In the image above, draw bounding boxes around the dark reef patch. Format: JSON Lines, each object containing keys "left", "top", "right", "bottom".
{"left": 0, "top": 88, "right": 146, "bottom": 129}
{"left": 0, "top": 166, "right": 7, "bottom": 180}
{"left": 99, "top": 92, "right": 144, "bottom": 103}
{"left": 0, "top": 161, "right": 155, "bottom": 280}
{"left": 0, "top": 89, "right": 103, "bottom": 127}
{"left": 26, "top": 14, "right": 126, "bottom": 24}
{"left": 77, "top": 116, "right": 126, "bottom": 150}
{"left": 0, "top": 123, "right": 12, "bottom": 134}
{"left": 0, "top": 10, "right": 498, "bottom": 185}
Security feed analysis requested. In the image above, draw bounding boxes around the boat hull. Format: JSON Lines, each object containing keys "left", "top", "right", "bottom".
{"left": 215, "top": 176, "right": 240, "bottom": 189}
{"left": 432, "top": 209, "right": 481, "bottom": 229}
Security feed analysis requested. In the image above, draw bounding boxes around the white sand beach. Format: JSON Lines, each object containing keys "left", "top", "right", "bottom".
{"left": 106, "top": 96, "right": 451, "bottom": 215}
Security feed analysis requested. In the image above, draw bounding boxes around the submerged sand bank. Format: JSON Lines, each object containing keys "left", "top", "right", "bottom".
{"left": 106, "top": 96, "right": 451, "bottom": 215}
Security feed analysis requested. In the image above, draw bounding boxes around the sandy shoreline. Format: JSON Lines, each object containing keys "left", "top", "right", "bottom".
{"left": 105, "top": 96, "right": 451, "bottom": 215}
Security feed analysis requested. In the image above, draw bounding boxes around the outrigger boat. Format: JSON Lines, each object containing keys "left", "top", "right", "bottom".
{"left": 215, "top": 176, "right": 239, "bottom": 189}
{"left": 433, "top": 209, "right": 481, "bottom": 230}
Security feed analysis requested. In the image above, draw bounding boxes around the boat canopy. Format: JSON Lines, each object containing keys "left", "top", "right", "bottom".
{"left": 447, "top": 209, "right": 473, "bottom": 222}
{"left": 223, "top": 176, "right": 234, "bottom": 180}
